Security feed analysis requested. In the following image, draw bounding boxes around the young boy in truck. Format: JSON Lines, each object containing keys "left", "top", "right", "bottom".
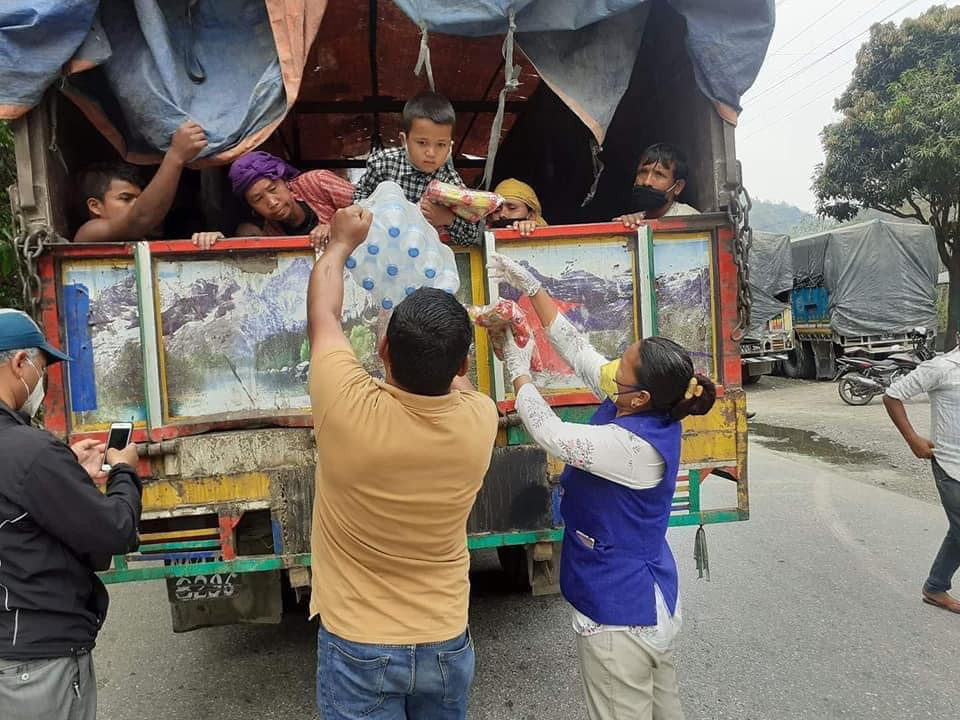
{"left": 614, "top": 142, "right": 699, "bottom": 230}
{"left": 73, "top": 120, "right": 215, "bottom": 246}
{"left": 352, "top": 91, "right": 482, "bottom": 246}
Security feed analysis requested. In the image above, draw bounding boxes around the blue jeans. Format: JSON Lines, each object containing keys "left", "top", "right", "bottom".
{"left": 924, "top": 460, "right": 960, "bottom": 594}
{"left": 316, "top": 623, "right": 475, "bottom": 720}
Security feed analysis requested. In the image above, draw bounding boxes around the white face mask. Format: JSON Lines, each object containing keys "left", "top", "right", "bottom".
{"left": 19, "top": 357, "right": 45, "bottom": 418}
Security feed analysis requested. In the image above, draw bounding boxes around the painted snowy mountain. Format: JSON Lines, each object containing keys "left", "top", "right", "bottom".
{"left": 655, "top": 267, "right": 710, "bottom": 307}
{"left": 159, "top": 257, "right": 313, "bottom": 360}
{"left": 498, "top": 261, "right": 634, "bottom": 331}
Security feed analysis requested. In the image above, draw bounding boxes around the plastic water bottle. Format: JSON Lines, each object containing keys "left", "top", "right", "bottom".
{"left": 403, "top": 225, "right": 431, "bottom": 259}
{"left": 378, "top": 203, "right": 409, "bottom": 239}
{"left": 416, "top": 248, "right": 442, "bottom": 281}
{"left": 376, "top": 277, "right": 405, "bottom": 311}
{"left": 433, "top": 268, "right": 461, "bottom": 295}
{"left": 354, "top": 249, "right": 380, "bottom": 292}
{"left": 365, "top": 223, "right": 389, "bottom": 259}
{"left": 344, "top": 249, "right": 363, "bottom": 272}
{"left": 348, "top": 180, "right": 461, "bottom": 308}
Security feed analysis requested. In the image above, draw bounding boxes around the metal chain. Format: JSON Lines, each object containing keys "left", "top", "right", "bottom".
{"left": 14, "top": 228, "right": 46, "bottom": 320}
{"left": 726, "top": 160, "right": 753, "bottom": 342}
{"left": 11, "top": 206, "right": 64, "bottom": 320}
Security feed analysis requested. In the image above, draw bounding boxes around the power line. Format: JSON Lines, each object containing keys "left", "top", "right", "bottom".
{"left": 745, "top": 0, "right": 927, "bottom": 104}
{"left": 770, "top": 4, "right": 845, "bottom": 55}
{"left": 748, "top": 0, "right": 910, "bottom": 100}
{"left": 747, "top": 58, "right": 856, "bottom": 112}
{"left": 744, "top": 32, "right": 959, "bottom": 140}
{"left": 741, "top": 78, "right": 851, "bottom": 141}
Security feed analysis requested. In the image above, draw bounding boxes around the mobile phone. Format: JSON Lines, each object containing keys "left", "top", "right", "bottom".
{"left": 101, "top": 422, "right": 133, "bottom": 472}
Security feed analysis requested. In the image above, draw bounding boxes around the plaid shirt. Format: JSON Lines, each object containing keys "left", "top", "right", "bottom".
{"left": 353, "top": 147, "right": 482, "bottom": 246}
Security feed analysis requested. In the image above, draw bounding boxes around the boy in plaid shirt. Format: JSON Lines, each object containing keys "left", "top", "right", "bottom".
{"left": 353, "top": 91, "right": 482, "bottom": 246}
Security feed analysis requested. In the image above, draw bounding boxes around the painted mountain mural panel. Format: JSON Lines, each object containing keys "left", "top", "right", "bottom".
{"left": 156, "top": 253, "right": 316, "bottom": 419}
{"left": 61, "top": 260, "right": 147, "bottom": 429}
{"left": 652, "top": 237, "right": 715, "bottom": 376}
{"left": 495, "top": 238, "right": 637, "bottom": 397}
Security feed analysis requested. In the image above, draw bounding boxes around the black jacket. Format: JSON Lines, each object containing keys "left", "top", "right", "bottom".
{"left": 0, "top": 403, "right": 142, "bottom": 659}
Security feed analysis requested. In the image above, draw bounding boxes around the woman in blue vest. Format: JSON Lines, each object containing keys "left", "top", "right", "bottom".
{"left": 489, "top": 253, "right": 716, "bottom": 720}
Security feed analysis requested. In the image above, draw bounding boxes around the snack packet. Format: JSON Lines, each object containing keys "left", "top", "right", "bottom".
{"left": 468, "top": 299, "right": 543, "bottom": 372}
{"left": 424, "top": 180, "right": 503, "bottom": 223}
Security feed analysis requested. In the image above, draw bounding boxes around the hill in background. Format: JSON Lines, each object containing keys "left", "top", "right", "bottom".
{"left": 750, "top": 199, "right": 913, "bottom": 237}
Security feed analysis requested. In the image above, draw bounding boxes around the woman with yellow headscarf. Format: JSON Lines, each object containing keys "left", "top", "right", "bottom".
{"left": 489, "top": 179, "right": 548, "bottom": 236}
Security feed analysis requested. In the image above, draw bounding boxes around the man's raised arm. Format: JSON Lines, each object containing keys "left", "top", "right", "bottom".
{"left": 75, "top": 121, "right": 207, "bottom": 243}
{"left": 307, "top": 205, "right": 373, "bottom": 356}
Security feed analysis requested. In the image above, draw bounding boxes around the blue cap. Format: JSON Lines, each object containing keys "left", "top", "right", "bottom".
{"left": 0, "top": 309, "right": 71, "bottom": 362}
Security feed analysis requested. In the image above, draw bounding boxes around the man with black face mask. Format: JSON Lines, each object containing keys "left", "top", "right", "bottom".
{"left": 615, "top": 143, "right": 699, "bottom": 229}
{"left": 0, "top": 309, "right": 142, "bottom": 720}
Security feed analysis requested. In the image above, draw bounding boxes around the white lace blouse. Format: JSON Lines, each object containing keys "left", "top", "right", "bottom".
{"left": 514, "top": 312, "right": 681, "bottom": 649}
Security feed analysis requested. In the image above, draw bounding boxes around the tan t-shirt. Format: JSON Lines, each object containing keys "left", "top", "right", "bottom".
{"left": 308, "top": 348, "right": 498, "bottom": 644}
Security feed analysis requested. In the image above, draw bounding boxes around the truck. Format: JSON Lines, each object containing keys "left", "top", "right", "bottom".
{"left": 783, "top": 219, "right": 939, "bottom": 380}
{"left": 5, "top": 0, "right": 771, "bottom": 631}
{"left": 739, "top": 231, "right": 794, "bottom": 384}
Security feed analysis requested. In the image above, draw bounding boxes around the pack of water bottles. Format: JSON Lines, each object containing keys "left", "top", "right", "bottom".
{"left": 346, "top": 181, "right": 461, "bottom": 311}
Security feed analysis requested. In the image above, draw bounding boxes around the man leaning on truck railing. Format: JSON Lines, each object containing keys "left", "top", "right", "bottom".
{"left": 615, "top": 143, "right": 700, "bottom": 229}
{"left": 0, "top": 309, "right": 142, "bottom": 720}
{"left": 72, "top": 120, "right": 222, "bottom": 250}
{"left": 305, "top": 206, "right": 499, "bottom": 719}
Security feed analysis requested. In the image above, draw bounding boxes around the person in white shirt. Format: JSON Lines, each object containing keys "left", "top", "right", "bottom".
{"left": 488, "top": 253, "right": 717, "bottom": 720}
{"left": 884, "top": 350, "right": 960, "bottom": 614}
{"left": 614, "top": 143, "right": 699, "bottom": 230}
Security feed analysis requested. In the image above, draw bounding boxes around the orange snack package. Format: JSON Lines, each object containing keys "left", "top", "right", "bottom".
{"left": 424, "top": 180, "right": 503, "bottom": 223}
{"left": 468, "top": 299, "right": 543, "bottom": 372}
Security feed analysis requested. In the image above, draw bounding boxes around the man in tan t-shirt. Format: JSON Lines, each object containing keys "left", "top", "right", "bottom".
{"left": 306, "top": 205, "right": 499, "bottom": 720}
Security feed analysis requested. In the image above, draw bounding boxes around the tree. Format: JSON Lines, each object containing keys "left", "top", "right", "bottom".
{"left": 814, "top": 5, "right": 960, "bottom": 348}
{"left": 0, "top": 120, "right": 22, "bottom": 308}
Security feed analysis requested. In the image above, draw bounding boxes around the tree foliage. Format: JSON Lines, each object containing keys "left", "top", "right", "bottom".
{"left": 0, "top": 120, "right": 21, "bottom": 308}
{"left": 814, "top": 5, "right": 960, "bottom": 342}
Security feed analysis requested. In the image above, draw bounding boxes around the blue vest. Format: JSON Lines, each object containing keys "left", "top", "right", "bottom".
{"left": 559, "top": 399, "right": 681, "bottom": 626}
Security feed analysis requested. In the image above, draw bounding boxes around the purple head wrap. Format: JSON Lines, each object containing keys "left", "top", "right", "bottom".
{"left": 229, "top": 151, "right": 300, "bottom": 197}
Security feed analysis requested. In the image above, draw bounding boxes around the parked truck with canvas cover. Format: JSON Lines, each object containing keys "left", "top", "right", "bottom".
{"left": 739, "top": 231, "right": 794, "bottom": 384}
{"left": 4, "top": 0, "right": 772, "bottom": 631}
{"left": 784, "top": 220, "right": 938, "bottom": 380}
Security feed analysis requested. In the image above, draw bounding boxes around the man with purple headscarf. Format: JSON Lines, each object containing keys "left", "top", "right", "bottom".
{"left": 230, "top": 151, "right": 355, "bottom": 249}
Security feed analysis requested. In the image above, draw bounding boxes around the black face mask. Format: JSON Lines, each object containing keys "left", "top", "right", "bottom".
{"left": 630, "top": 184, "right": 673, "bottom": 213}
{"left": 488, "top": 217, "right": 518, "bottom": 229}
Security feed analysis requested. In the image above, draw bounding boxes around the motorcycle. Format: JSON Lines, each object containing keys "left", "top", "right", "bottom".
{"left": 834, "top": 327, "right": 934, "bottom": 406}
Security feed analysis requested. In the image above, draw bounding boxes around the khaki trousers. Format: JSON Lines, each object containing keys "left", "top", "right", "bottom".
{"left": 576, "top": 631, "right": 684, "bottom": 720}
{"left": 0, "top": 653, "right": 97, "bottom": 720}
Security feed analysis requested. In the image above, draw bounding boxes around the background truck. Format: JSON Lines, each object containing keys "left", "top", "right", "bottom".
{"left": 783, "top": 219, "right": 939, "bottom": 380}
{"left": 739, "top": 231, "right": 794, "bottom": 384}
{"left": 6, "top": 0, "right": 771, "bottom": 631}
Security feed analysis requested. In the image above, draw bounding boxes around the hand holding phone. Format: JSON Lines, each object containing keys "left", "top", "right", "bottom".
{"left": 106, "top": 444, "right": 139, "bottom": 469}
{"left": 101, "top": 423, "right": 134, "bottom": 472}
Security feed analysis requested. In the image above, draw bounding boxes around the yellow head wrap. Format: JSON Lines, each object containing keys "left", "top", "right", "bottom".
{"left": 494, "top": 179, "right": 548, "bottom": 226}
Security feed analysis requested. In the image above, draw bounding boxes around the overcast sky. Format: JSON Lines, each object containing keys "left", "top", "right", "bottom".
{"left": 736, "top": 0, "right": 960, "bottom": 212}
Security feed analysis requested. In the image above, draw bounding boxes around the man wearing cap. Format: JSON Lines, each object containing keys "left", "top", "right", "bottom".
{"left": 0, "top": 309, "right": 142, "bottom": 720}
{"left": 489, "top": 178, "right": 548, "bottom": 237}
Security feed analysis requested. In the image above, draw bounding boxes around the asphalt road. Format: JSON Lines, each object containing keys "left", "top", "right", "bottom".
{"left": 94, "top": 432, "right": 960, "bottom": 719}
{"left": 746, "top": 374, "right": 937, "bottom": 503}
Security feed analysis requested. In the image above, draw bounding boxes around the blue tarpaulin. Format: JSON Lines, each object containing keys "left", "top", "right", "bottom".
{"left": 394, "top": 0, "right": 775, "bottom": 140}
{"left": 0, "top": 1, "right": 772, "bottom": 161}
{"left": 0, "top": 1, "right": 99, "bottom": 115}
{"left": 0, "top": 0, "right": 324, "bottom": 164}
